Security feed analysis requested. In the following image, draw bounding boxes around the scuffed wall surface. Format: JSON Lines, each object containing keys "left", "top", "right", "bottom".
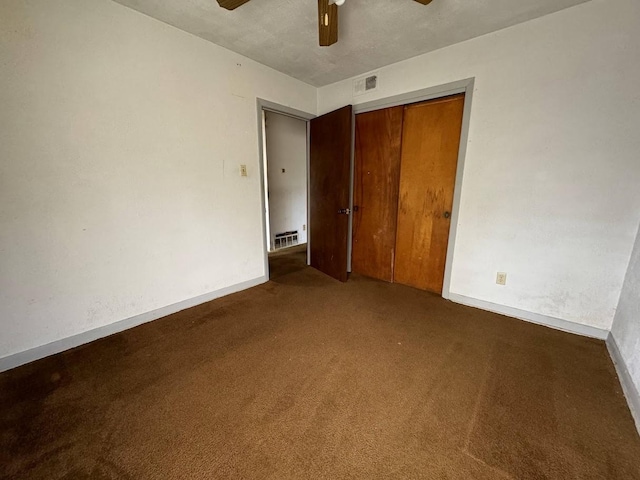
{"left": 0, "top": 0, "right": 315, "bottom": 360}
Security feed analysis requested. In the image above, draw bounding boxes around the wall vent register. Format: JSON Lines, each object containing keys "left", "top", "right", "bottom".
{"left": 354, "top": 73, "right": 379, "bottom": 96}
{"left": 274, "top": 231, "right": 299, "bottom": 250}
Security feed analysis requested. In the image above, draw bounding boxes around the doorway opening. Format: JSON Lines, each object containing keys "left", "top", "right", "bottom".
{"left": 257, "top": 101, "right": 314, "bottom": 280}
{"left": 257, "top": 79, "right": 473, "bottom": 291}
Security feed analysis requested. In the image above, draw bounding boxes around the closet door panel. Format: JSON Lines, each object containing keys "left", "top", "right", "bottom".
{"left": 352, "top": 106, "right": 404, "bottom": 282}
{"left": 394, "top": 94, "right": 464, "bottom": 293}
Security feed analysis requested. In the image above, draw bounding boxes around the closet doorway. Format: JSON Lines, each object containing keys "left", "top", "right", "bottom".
{"left": 352, "top": 93, "right": 465, "bottom": 294}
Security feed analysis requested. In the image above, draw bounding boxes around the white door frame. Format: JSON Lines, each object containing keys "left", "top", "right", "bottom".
{"left": 256, "top": 99, "right": 315, "bottom": 278}
{"left": 349, "top": 77, "right": 475, "bottom": 299}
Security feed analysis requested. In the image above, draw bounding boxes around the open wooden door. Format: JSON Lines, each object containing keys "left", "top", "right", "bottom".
{"left": 309, "top": 105, "right": 353, "bottom": 282}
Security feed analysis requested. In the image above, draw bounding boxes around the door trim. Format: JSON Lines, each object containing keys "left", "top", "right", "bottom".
{"left": 347, "top": 105, "right": 356, "bottom": 273}
{"left": 256, "top": 99, "right": 315, "bottom": 278}
{"left": 350, "top": 78, "right": 475, "bottom": 299}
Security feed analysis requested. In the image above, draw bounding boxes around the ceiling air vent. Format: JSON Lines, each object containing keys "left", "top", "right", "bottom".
{"left": 353, "top": 72, "right": 379, "bottom": 96}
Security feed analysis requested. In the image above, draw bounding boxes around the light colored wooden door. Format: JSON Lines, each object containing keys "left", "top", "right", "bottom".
{"left": 394, "top": 94, "right": 465, "bottom": 293}
{"left": 352, "top": 106, "right": 404, "bottom": 282}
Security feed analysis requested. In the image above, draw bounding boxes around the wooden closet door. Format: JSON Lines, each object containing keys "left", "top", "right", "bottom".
{"left": 352, "top": 106, "right": 404, "bottom": 282}
{"left": 394, "top": 94, "right": 465, "bottom": 294}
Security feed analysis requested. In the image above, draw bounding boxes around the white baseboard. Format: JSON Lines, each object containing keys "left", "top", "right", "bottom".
{"left": 448, "top": 293, "right": 609, "bottom": 340}
{"left": 0, "top": 275, "right": 267, "bottom": 373}
{"left": 606, "top": 333, "right": 640, "bottom": 436}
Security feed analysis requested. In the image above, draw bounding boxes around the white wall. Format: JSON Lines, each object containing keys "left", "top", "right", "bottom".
{"left": 0, "top": 0, "right": 315, "bottom": 361}
{"left": 318, "top": 0, "right": 640, "bottom": 331}
{"left": 611, "top": 223, "right": 640, "bottom": 408}
{"left": 264, "top": 112, "right": 308, "bottom": 248}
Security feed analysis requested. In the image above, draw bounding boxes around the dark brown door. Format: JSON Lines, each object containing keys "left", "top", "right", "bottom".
{"left": 394, "top": 94, "right": 465, "bottom": 294}
{"left": 352, "top": 106, "right": 404, "bottom": 282}
{"left": 309, "top": 105, "right": 353, "bottom": 282}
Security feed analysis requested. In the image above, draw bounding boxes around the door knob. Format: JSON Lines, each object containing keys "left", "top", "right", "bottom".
{"left": 443, "top": 211, "right": 451, "bottom": 219}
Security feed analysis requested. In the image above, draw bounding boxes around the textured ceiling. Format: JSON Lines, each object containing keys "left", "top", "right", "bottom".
{"left": 112, "top": 0, "right": 591, "bottom": 86}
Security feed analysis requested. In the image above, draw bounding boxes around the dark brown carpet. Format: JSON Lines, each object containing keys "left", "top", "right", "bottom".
{"left": 268, "top": 244, "right": 308, "bottom": 280}
{"left": 1, "top": 264, "right": 639, "bottom": 479}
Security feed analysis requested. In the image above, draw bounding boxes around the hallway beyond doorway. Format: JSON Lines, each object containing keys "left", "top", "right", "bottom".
{"left": 268, "top": 243, "right": 307, "bottom": 280}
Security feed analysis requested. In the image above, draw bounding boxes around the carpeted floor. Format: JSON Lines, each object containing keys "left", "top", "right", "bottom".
{"left": 268, "top": 244, "right": 308, "bottom": 280}
{"left": 2, "top": 258, "right": 640, "bottom": 479}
